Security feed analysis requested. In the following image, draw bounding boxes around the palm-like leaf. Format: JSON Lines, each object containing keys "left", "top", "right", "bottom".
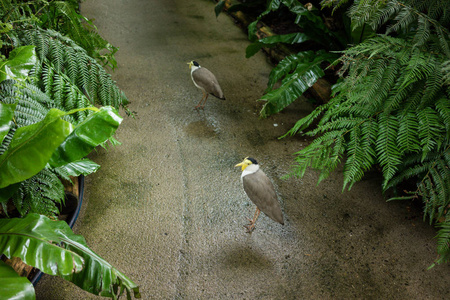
{"left": 246, "top": 32, "right": 311, "bottom": 58}
{"left": 0, "top": 261, "right": 35, "bottom": 300}
{"left": 260, "top": 51, "right": 339, "bottom": 117}
{"left": 0, "top": 213, "right": 140, "bottom": 299}
{"left": 0, "top": 108, "right": 72, "bottom": 188}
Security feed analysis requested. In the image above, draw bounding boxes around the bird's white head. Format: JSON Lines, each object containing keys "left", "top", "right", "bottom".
{"left": 188, "top": 60, "right": 200, "bottom": 71}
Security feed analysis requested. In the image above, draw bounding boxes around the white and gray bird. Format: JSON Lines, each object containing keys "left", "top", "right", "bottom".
{"left": 235, "top": 157, "right": 284, "bottom": 233}
{"left": 187, "top": 60, "right": 225, "bottom": 110}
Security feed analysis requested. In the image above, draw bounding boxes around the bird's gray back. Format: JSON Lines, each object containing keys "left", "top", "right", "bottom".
{"left": 242, "top": 169, "right": 284, "bottom": 224}
{"left": 192, "top": 67, "right": 224, "bottom": 99}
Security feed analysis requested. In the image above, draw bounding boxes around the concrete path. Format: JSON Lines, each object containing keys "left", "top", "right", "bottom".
{"left": 36, "top": 0, "right": 450, "bottom": 299}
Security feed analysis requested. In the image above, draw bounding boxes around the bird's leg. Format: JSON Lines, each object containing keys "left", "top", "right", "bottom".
{"left": 244, "top": 207, "right": 261, "bottom": 233}
{"left": 200, "top": 94, "right": 209, "bottom": 109}
{"left": 195, "top": 91, "right": 206, "bottom": 110}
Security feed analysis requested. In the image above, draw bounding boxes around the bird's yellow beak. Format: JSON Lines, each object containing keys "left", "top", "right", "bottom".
{"left": 235, "top": 157, "right": 250, "bottom": 171}
{"left": 187, "top": 61, "right": 193, "bottom": 69}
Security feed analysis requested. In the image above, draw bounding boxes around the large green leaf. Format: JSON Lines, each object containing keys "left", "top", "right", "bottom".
{"left": 260, "top": 51, "right": 338, "bottom": 117}
{"left": 0, "top": 45, "right": 37, "bottom": 83}
{"left": 49, "top": 106, "right": 123, "bottom": 167}
{"left": 0, "top": 102, "right": 16, "bottom": 144}
{"left": 0, "top": 108, "right": 73, "bottom": 188}
{"left": 0, "top": 213, "right": 84, "bottom": 276}
{"left": 0, "top": 182, "right": 20, "bottom": 207}
{"left": 246, "top": 32, "right": 311, "bottom": 58}
{"left": 214, "top": 0, "right": 226, "bottom": 17}
{"left": 260, "top": 64, "right": 324, "bottom": 117}
{"left": 54, "top": 159, "right": 101, "bottom": 181}
{"left": 0, "top": 261, "right": 35, "bottom": 300}
{"left": 0, "top": 213, "right": 140, "bottom": 299}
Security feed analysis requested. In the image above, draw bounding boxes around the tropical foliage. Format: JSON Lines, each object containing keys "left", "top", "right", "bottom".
{"left": 1, "top": 0, "right": 140, "bottom": 298}
{"left": 218, "top": 0, "right": 450, "bottom": 266}
{"left": 281, "top": 0, "right": 450, "bottom": 266}
{"left": 1, "top": 214, "right": 140, "bottom": 299}
{"left": 217, "top": 0, "right": 358, "bottom": 116}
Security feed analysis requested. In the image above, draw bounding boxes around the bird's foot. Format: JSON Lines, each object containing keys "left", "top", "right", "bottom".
{"left": 243, "top": 222, "right": 256, "bottom": 234}
{"left": 194, "top": 105, "right": 204, "bottom": 111}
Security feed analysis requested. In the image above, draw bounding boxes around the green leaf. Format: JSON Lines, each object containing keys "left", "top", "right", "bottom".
{"left": 0, "top": 182, "right": 20, "bottom": 204}
{"left": 0, "top": 261, "right": 35, "bottom": 300}
{"left": 397, "top": 112, "right": 420, "bottom": 153}
{"left": 49, "top": 106, "right": 122, "bottom": 167}
{"left": 0, "top": 102, "right": 16, "bottom": 144}
{"left": 0, "top": 213, "right": 140, "bottom": 298}
{"left": 286, "top": 0, "right": 345, "bottom": 48}
{"left": 247, "top": 20, "right": 259, "bottom": 42}
{"left": 246, "top": 32, "right": 311, "bottom": 58}
{"left": 0, "top": 213, "right": 84, "bottom": 276}
{"left": 215, "top": 0, "right": 226, "bottom": 17}
{"left": 54, "top": 159, "right": 100, "bottom": 181}
{"left": 0, "top": 108, "right": 73, "bottom": 189}
{"left": 260, "top": 64, "right": 324, "bottom": 117}
{"left": 0, "top": 46, "right": 37, "bottom": 83}
{"left": 417, "top": 108, "right": 444, "bottom": 159}
{"left": 376, "top": 113, "right": 402, "bottom": 186}
{"left": 343, "top": 121, "right": 377, "bottom": 191}
{"left": 260, "top": 50, "right": 338, "bottom": 116}
{"left": 350, "top": 22, "right": 375, "bottom": 44}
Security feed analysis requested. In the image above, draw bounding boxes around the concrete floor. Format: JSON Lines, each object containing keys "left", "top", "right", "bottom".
{"left": 36, "top": 0, "right": 450, "bottom": 299}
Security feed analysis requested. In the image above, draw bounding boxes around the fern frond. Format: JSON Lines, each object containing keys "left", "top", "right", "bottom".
{"left": 292, "top": 130, "right": 347, "bottom": 177}
{"left": 0, "top": 80, "right": 51, "bottom": 126}
{"left": 400, "top": 49, "right": 436, "bottom": 89}
{"left": 413, "top": 15, "right": 431, "bottom": 48}
{"left": 281, "top": 101, "right": 332, "bottom": 137}
{"left": 436, "top": 97, "right": 450, "bottom": 135}
{"left": 376, "top": 113, "right": 402, "bottom": 185}
{"left": 52, "top": 73, "right": 66, "bottom": 108}
{"left": 386, "top": 3, "right": 415, "bottom": 35}
{"left": 349, "top": 0, "right": 450, "bottom": 55}
{"left": 17, "top": 28, "right": 127, "bottom": 109}
{"left": 397, "top": 112, "right": 421, "bottom": 153}
{"left": 417, "top": 107, "right": 445, "bottom": 157}
{"left": 11, "top": 168, "right": 64, "bottom": 217}
{"left": 434, "top": 216, "right": 450, "bottom": 265}
{"left": 343, "top": 121, "right": 377, "bottom": 190}
{"left": 49, "top": 37, "right": 65, "bottom": 73}
{"left": 42, "top": 63, "right": 55, "bottom": 100}
{"left": 442, "top": 59, "right": 450, "bottom": 85}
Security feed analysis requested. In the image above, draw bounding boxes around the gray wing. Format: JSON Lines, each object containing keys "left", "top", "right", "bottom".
{"left": 242, "top": 169, "right": 284, "bottom": 224}
{"left": 192, "top": 68, "right": 225, "bottom": 99}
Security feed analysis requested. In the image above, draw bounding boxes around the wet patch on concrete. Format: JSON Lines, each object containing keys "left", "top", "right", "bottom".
{"left": 219, "top": 244, "right": 274, "bottom": 270}
{"left": 184, "top": 119, "right": 220, "bottom": 138}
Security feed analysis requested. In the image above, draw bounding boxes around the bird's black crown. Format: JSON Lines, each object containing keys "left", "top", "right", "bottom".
{"left": 192, "top": 61, "right": 199, "bottom": 67}
{"left": 247, "top": 157, "right": 258, "bottom": 165}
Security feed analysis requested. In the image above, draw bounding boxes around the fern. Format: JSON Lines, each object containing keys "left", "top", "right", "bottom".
{"left": 11, "top": 168, "right": 64, "bottom": 217}
{"left": 0, "top": 0, "right": 118, "bottom": 69}
{"left": 0, "top": 80, "right": 52, "bottom": 126}
{"left": 349, "top": 0, "right": 450, "bottom": 56}
{"left": 17, "top": 28, "right": 128, "bottom": 110}
{"left": 286, "top": 0, "right": 450, "bottom": 265}
{"left": 433, "top": 216, "right": 450, "bottom": 267}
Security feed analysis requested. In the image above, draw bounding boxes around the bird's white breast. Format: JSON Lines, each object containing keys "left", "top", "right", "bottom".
{"left": 241, "top": 164, "right": 260, "bottom": 179}
{"left": 190, "top": 66, "right": 203, "bottom": 90}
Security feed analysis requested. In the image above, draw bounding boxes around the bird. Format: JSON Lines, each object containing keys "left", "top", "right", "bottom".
{"left": 187, "top": 60, "right": 225, "bottom": 110}
{"left": 235, "top": 157, "right": 284, "bottom": 233}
